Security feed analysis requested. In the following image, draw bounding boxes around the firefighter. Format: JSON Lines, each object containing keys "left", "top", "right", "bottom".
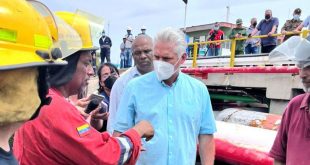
{"left": 14, "top": 10, "right": 154, "bottom": 165}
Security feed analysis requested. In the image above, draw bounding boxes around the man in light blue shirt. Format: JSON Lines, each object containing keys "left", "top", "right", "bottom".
{"left": 302, "top": 15, "right": 310, "bottom": 29}
{"left": 296, "top": 15, "right": 310, "bottom": 33}
{"left": 113, "top": 28, "right": 216, "bottom": 165}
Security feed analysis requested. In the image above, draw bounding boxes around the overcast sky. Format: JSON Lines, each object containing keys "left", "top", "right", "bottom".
{"left": 39, "top": 0, "right": 310, "bottom": 64}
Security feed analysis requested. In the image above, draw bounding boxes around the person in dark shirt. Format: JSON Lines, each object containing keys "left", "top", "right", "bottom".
{"left": 97, "top": 63, "right": 119, "bottom": 104}
{"left": 99, "top": 30, "right": 112, "bottom": 64}
{"left": 250, "top": 9, "right": 279, "bottom": 53}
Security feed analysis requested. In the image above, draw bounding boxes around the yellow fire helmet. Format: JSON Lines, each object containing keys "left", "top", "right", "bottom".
{"left": 55, "top": 10, "right": 104, "bottom": 52}
{"left": 27, "top": 0, "right": 83, "bottom": 59}
{"left": 0, "top": 0, "right": 66, "bottom": 71}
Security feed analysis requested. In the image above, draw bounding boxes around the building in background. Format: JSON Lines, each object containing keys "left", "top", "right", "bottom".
{"left": 182, "top": 22, "right": 237, "bottom": 57}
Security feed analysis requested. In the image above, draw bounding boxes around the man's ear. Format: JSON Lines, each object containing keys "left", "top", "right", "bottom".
{"left": 180, "top": 53, "right": 187, "bottom": 64}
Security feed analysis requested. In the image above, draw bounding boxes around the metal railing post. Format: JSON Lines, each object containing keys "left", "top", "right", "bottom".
{"left": 302, "top": 30, "right": 308, "bottom": 38}
{"left": 230, "top": 39, "right": 236, "bottom": 67}
{"left": 192, "top": 42, "right": 198, "bottom": 67}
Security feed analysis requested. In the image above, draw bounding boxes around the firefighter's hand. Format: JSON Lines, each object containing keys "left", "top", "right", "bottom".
{"left": 76, "top": 96, "right": 91, "bottom": 108}
{"left": 133, "top": 120, "right": 154, "bottom": 141}
{"left": 73, "top": 96, "right": 91, "bottom": 119}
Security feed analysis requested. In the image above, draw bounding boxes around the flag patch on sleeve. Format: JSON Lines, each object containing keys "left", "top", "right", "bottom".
{"left": 76, "top": 123, "right": 91, "bottom": 137}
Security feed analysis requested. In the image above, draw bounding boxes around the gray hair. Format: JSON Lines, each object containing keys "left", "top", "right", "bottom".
{"left": 154, "top": 27, "right": 187, "bottom": 58}
{"left": 132, "top": 34, "right": 153, "bottom": 50}
{"left": 265, "top": 9, "right": 272, "bottom": 14}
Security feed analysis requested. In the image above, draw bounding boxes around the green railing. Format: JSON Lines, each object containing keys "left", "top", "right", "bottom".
{"left": 188, "top": 30, "right": 310, "bottom": 67}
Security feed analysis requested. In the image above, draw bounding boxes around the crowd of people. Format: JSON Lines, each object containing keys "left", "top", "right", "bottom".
{"left": 98, "top": 26, "right": 148, "bottom": 69}
{"left": 1, "top": 1, "right": 310, "bottom": 165}
{"left": 206, "top": 8, "right": 310, "bottom": 56}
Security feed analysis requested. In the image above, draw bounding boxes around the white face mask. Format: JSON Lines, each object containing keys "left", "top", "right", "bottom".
{"left": 153, "top": 57, "right": 181, "bottom": 81}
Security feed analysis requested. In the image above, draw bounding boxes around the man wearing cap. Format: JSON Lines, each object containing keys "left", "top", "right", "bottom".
{"left": 229, "top": 18, "right": 247, "bottom": 55}
{"left": 207, "top": 22, "right": 224, "bottom": 56}
{"left": 269, "top": 36, "right": 310, "bottom": 165}
{"left": 14, "top": 11, "right": 154, "bottom": 165}
{"left": 124, "top": 27, "right": 134, "bottom": 68}
{"left": 99, "top": 30, "right": 112, "bottom": 63}
{"left": 0, "top": 0, "right": 66, "bottom": 164}
{"left": 251, "top": 9, "right": 279, "bottom": 53}
{"left": 281, "top": 8, "right": 303, "bottom": 42}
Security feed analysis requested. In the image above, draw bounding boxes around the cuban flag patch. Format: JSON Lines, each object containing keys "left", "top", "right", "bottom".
{"left": 77, "top": 123, "right": 91, "bottom": 137}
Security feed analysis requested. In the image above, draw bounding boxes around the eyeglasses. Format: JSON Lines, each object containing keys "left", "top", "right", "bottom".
{"left": 133, "top": 49, "right": 152, "bottom": 56}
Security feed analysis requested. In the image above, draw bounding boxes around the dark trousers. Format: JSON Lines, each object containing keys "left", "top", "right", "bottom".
{"left": 261, "top": 45, "right": 276, "bottom": 53}
{"left": 235, "top": 49, "right": 244, "bottom": 55}
{"left": 100, "top": 48, "right": 111, "bottom": 64}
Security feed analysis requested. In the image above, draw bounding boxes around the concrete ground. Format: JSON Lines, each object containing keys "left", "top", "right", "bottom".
{"left": 87, "top": 76, "right": 99, "bottom": 95}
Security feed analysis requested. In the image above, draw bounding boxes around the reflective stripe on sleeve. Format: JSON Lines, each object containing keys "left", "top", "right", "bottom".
{"left": 116, "top": 136, "right": 133, "bottom": 165}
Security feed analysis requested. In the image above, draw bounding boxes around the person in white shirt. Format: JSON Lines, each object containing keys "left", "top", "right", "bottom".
{"left": 107, "top": 35, "right": 154, "bottom": 133}
{"left": 124, "top": 27, "right": 134, "bottom": 68}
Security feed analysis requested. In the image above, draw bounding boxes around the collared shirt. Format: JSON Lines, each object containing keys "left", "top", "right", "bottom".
{"left": 124, "top": 34, "right": 134, "bottom": 48}
{"left": 114, "top": 71, "right": 217, "bottom": 165}
{"left": 107, "top": 67, "right": 141, "bottom": 134}
{"left": 269, "top": 93, "right": 310, "bottom": 165}
{"left": 257, "top": 17, "right": 279, "bottom": 46}
{"left": 302, "top": 16, "right": 310, "bottom": 29}
{"left": 246, "top": 26, "right": 260, "bottom": 46}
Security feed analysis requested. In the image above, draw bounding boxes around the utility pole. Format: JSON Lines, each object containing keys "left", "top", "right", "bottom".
{"left": 184, "top": 2, "right": 188, "bottom": 32}
{"left": 226, "top": 6, "right": 230, "bottom": 23}
{"left": 107, "top": 20, "right": 110, "bottom": 36}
